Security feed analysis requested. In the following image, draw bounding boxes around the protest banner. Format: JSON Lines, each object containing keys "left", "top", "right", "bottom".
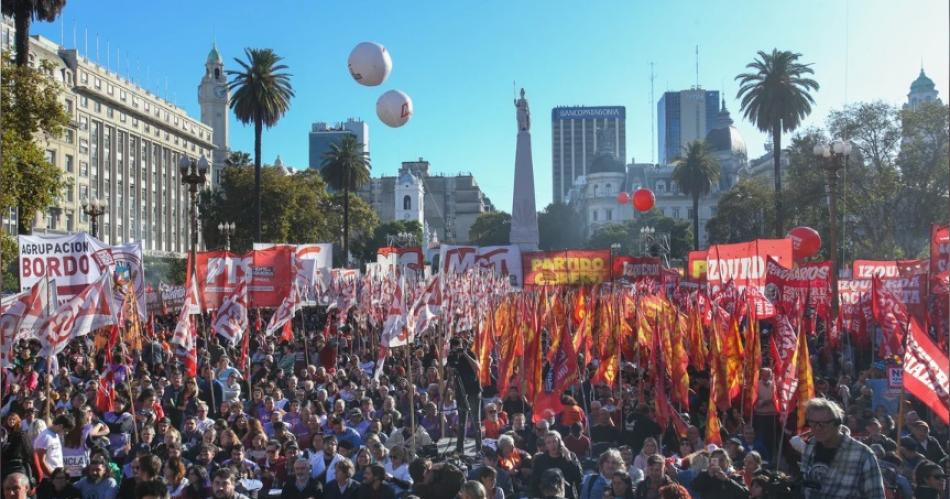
{"left": 18, "top": 233, "right": 145, "bottom": 319}
{"left": 704, "top": 239, "right": 793, "bottom": 291}
{"left": 254, "top": 243, "right": 332, "bottom": 305}
{"left": 611, "top": 256, "right": 663, "bottom": 282}
{"left": 930, "top": 224, "right": 949, "bottom": 275}
{"left": 522, "top": 249, "right": 610, "bottom": 286}
{"left": 687, "top": 250, "right": 708, "bottom": 281}
{"left": 439, "top": 245, "right": 523, "bottom": 286}
{"left": 764, "top": 257, "right": 833, "bottom": 315}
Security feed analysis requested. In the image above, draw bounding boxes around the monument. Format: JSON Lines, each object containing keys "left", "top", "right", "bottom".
{"left": 509, "top": 88, "right": 540, "bottom": 251}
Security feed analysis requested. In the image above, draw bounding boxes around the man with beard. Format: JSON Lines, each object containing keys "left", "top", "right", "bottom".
{"left": 75, "top": 456, "right": 118, "bottom": 499}
{"left": 212, "top": 468, "right": 251, "bottom": 499}
{"left": 280, "top": 458, "right": 322, "bottom": 499}
{"left": 356, "top": 464, "right": 395, "bottom": 499}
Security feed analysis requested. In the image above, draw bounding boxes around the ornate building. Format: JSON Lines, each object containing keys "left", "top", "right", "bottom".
{"left": 197, "top": 43, "right": 231, "bottom": 187}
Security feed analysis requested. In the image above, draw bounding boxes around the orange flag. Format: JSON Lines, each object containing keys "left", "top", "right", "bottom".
{"left": 706, "top": 388, "right": 723, "bottom": 445}
{"left": 495, "top": 299, "right": 520, "bottom": 396}
{"left": 720, "top": 307, "right": 745, "bottom": 401}
{"left": 686, "top": 300, "right": 707, "bottom": 370}
{"left": 476, "top": 312, "right": 494, "bottom": 387}
{"left": 795, "top": 323, "right": 815, "bottom": 431}
{"left": 670, "top": 311, "right": 691, "bottom": 409}
{"left": 742, "top": 295, "right": 762, "bottom": 420}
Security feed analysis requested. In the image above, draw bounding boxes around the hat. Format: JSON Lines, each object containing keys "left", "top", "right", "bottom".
{"left": 899, "top": 436, "right": 920, "bottom": 452}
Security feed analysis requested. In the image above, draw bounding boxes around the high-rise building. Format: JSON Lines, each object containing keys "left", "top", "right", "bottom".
{"left": 0, "top": 18, "right": 215, "bottom": 253}
{"left": 308, "top": 119, "right": 368, "bottom": 169}
{"left": 551, "top": 106, "right": 626, "bottom": 204}
{"left": 357, "top": 158, "right": 495, "bottom": 244}
{"left": 657, "top": 88, "right": 719, "bottom": 164}
{"left": 197, "top": 43, "right": 230, "bottom": 187}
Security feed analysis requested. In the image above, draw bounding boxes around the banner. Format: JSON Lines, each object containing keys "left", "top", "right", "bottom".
{"left": 35, "top": 272, "right": 118, "bottom": 356}
{"left": 254, "top": 243, "right": 332, "bottom": 305}
{"left": 931, "top": 224, "right": 949, "bottom": 275}
{"left": 852, "top": 259, "right": 928, "bottom": 280}
{"left": 903, "top": 318, "right": 950, "bottom": 423}
{"left": 764, "top": 257, "right": 833, "bottom": 315}
{"left": 611, "top": 256, "right": 663, "bottom": 282}
{"left": 193, "top": 248, "right": 294, "bottom": 309}
{"left": 838, "top": 279, "right": 872, "bottom": 345}
{"left": 18, "top": 233, "right": 145, "bottom": 319}
{"left": 522, "top": 250, "right": 610, "bottom": 286}
{"left": 705, "top": 239, "right": 793, "bottom": 291}
{"left": 687, "top": 250, "right": 708, "bottom": 281}
{"left": 247, "top": 246, "right": 294, "bottom": 308}
{"left": 439, "top": 245, "right": 523, "bottom": 286}
{"left": 377, "top": 247, "right": 424, "bottom": 274}
{"left": 145, "top": 283, "right": 186, "bottom": 315}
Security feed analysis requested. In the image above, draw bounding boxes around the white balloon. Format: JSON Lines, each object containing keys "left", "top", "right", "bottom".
{"left": 347, "top": 42, "right": 392, "bottom": 87}
{"left": 376, "top": 90, "right": 413, "bottom": 128}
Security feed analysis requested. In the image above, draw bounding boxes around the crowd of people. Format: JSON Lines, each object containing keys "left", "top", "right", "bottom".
{"left": 1, "top": 304, "right": 948, "bottom": 499}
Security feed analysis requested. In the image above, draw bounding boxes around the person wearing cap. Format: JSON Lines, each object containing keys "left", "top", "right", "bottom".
{"left": 908, "top": 420, "right": 948, "bottom": 463}
{"left": 347, "top": 408, "right": 369, "bottom": 437}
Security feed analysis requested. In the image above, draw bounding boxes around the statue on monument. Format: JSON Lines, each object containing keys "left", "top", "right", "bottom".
{"left": 515, "top": 87, "right": 530, "bottom": 131}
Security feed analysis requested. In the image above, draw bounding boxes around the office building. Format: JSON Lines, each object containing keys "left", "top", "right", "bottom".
{"left": 308, "top": 119, "right": 369, "bottom": 169}
{"left": 357, "top": 158, "right": 495, "bottom": 244}
{"left": 657, "top": 88, "right": 719, "bottom": 164}
{"left": 551, "top": 106, "right": 626, "bottom": 203}
{"left": 1, "top": 18, "right": 215, "bottom": 253}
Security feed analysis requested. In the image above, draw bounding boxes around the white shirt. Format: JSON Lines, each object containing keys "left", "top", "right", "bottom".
{"left": 33, "top": 428, "right": 64, "bottom": 471}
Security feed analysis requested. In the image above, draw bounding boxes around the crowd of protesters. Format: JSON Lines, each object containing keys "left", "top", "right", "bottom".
{"left": 1, "top": 305, "right": 948, "bottom": 499}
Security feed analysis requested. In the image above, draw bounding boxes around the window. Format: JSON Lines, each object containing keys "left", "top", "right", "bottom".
{"left": 107, "top": 107, "right": 114, "bottom": 118}
{"left": 64, "top": 129, "right": 74, "bottom": 144}
{"left": 65, "top": 155, "right": 74, "bottom": 173}
{"left": 606, "top": 209, "right": 613, "bottom": 221}
{"left": 66, "top": 186, "right": 73, "bottom": 202}
{"left": 79, "top": 116, "right": 88, "bottom": 130}
{"left": 593, "top": 210, "right": 599, "bottom": 222}
{"left": 80, "top": 71, "right": 88, "bottom": 83}
{"left": 144, "top": 102, "right": 150, "bottom": 112}
{"left": 66, "top": 213, "right": 74, "bottom": 231}
{"left": 80, "top": 96, "right": 88, "bottom": 108}
{"left": 605, "top": 183, "right": 612, "bottom": 194}
{"left": 593, "top": 184, "right": 599, "bottom": 196}
{"left": 80, "top": 185, "right": 88, "bottom": 199}
{"left": 120, "top": 89, "right": 127, "bottom": 101}
{"left": 94, "top": 77, "right": 101, "bottom": 89}
{"left": 64, "top": 99, "right": 73, "bottom": 114}
{"left": 94, "top": 101, "right": 101, "bottom": 113}
{"left": 79, "top": 139, "right": 89, "bottom": 154}
{"left": 673, "top": 207, "right": 680, "bottom": 219}
{"left": 132, "top": 96, "right": 139, "bottom": 108}
{"left": 403, "top": 195, "right": 411, "bottom": 210}
{"left": 107, "top": 83, "right": 114, "bottom": 95}
{"left": 132, "top": 118, "right": 138, "bottom": 128}
{"left": 80, "top": 161, "right": 88, "bottom": 176}
{"left": 119, "top": 112, "right": 126, "bottom": 123}
{"left": 44, "top": 150, "right": 55, "bottom": 165}
{"left": 687, "top": 208, "right": 694, "bottom": 219}
{"left": 656, "top": 181, "right": 666, "bottom": 193}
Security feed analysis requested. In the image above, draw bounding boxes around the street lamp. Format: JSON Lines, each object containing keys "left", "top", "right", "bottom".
{"left": 813, "top": 139, "right": 851, "bottom": 319}
{"left": 640, "top": 225, "right": 671, "bottom": 267}
{"left": 217, "top": 222, "right": 236, "bottom": 252}
{"left": 81, "top": 197, "right": 107, "bottom": 239}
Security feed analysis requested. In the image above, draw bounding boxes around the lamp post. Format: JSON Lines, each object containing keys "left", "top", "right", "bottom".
{"left": 640, "top": 225, "right": 671, "bottom": 267}
{"left": 217, "top": 222, "right": 236, "bottom": 252}
{"left": 81, "top": 197, "right": 107, "bottom": 239}
{"left": 813, "top": 139, "right": 851, "bottom": 319}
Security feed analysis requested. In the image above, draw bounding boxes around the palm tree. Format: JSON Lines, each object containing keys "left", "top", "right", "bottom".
{"left": 320, "top": 135, "right": 371, "bottom": 266}
{"left": 672, "top": 141, "right": 720, "bottom": 250}
{"left": 2, "top": 0, "right": 67, "bottom": 67}
{"left": 227, "top": 48, "right": 294, "bottom": 242}
{"left": 735, "top": 49, "right": 819, "bottom": 236}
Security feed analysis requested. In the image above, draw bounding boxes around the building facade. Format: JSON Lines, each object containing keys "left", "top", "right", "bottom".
{"left": 551, "top": 106, "right": 626, "bottom": 204}
{"left": 657, "top": 88, "right": 719, "bottom": 164}
{"left": 357, "top": 158, "right": 495, "bottom": 244}
{"left": 905, "top": 68, "right": 941, "bottom": 110}
{"left": 308, "top": 119, "right": 369, "bottom": 170}
{"left": 568, "top": 101, "right": 746, "bottom": 246}
{"left": 1, "top": 19, "right": 215, "bottom": 254}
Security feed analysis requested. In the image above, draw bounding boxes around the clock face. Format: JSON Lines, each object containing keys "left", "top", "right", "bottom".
{"left": 214, "top": 85, "right": 227, "bottom": 99}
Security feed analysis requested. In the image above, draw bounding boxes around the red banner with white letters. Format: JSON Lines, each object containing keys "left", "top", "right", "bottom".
{"left": 704, "top": 239, "right": 794, "bottom": 291}
{"left": 764, "top": 257, "right": 833, "bottom": 317}
{"left": 931, "top": 224, "right": 950, "bottom": 276}
{"left": 191, "top": 247, "right": 293, "bottom": 309}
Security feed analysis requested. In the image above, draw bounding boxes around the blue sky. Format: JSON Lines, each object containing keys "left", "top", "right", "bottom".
{"left": 34, "top": 0, "right": 949, "bottom": 211}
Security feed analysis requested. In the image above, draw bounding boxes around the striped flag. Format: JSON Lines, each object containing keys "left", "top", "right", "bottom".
{"left": 213, "top": 280, "right": 249, "bottom": 346}
{"left": 36, "top": 272, "right": 117, "bottom": 357}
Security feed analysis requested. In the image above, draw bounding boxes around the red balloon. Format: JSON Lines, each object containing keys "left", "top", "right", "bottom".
{"left": 786, "top": 226, "right": 822, "bottom": 259}
{"left": 616, "top": 192, "right": 630, "bottom": 205}
{"left": 632, "top": 188, "right": 655, "bottom": 212}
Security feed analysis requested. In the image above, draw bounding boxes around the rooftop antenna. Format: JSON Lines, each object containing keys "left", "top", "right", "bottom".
{"left": 650, "top": 61, "right": 655, "bottom": 164}
{"left": 695, "top": 45, "right": 699, "bottom": 88}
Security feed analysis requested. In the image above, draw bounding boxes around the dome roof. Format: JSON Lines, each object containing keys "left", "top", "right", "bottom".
{"left": 911, "top": 69, "right": 935, "bottom": 92}
{"left": 705, "top": 126, "right": 747, "bottom": 157}
{"left": 207, "top": 44, "right": 222, "bottom": 64}
{"left": 398, "top": 169, "right": 419, "bottom": 185}
{"left": 589, "top": 152, "right": 625, "bottom": 174}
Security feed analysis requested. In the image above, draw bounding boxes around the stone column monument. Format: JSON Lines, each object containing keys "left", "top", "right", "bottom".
{"left": 509, "top": 88, "right": 539, "bottom": 251}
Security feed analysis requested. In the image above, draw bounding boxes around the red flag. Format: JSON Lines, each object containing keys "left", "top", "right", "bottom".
{"left": 213, "top": 281, "right": 249, "bottom": 346}
{"left": 171, "top": 278, "right": 200, "bottom": 377}
{"left": 550, "top": 311, "right": 578, "bottom": 393}
{"left": 255, "top": 308, "right": 263, "bottom": 332}
{"left": 903, "top": 317, "right": 950, "bottom": 423}
{"left": 871, "top": 275, "right": 908, "bottom": 359}
{"left": 36, "top": 272, "right": 118, "bottom": 357}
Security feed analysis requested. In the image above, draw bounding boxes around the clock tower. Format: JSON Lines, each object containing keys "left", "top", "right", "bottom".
{"left": 198, "top": 42, "right": 230, "bottom": 186}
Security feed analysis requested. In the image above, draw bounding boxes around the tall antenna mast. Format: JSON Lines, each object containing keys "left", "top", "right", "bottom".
{"left": 650, "top": 62, "right": 656, "bottom": 164}
{"left": 695, "top": 45, "right": 699, "bottom": 87}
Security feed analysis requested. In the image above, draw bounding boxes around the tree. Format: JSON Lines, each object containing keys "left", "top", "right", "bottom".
{"left": 227, "top": 48, "right": 294, "bottom": 242}
{"left": 469, "top": 211, "right": 511, "bottom": 246}
{"left": 353, "top": 220, "right": 424, "bottom": 264}
{"left": 672, "top": 141, "right": 720, "bottom": 250}
{"left": 200, "top": 167, "right": 348, "bottom": 253}
{"left": 1, "top": 0, "right": 66, "bottom": 67}
{"left": 707, "top": 178, "right": 774, "bottom": 244}
{"left": 586, "top": 211, "right": 692, "bottom": 260}
{"left": 895, "top": 101, "right": 949, "bottom": 256}
{"left": 226, "top": 150, "right": 252, "bottom": 168}
{"left": 736, "top": 49, "right": 819, "bottom": 236}
{"left": 320, "top": 135, "right": 372, "bottom": 266}
{"left": 1, "top": 57, "right": 68, "bottom": 290}
{"left": 538, "top": 202, "right": 584, "bottom": 250}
